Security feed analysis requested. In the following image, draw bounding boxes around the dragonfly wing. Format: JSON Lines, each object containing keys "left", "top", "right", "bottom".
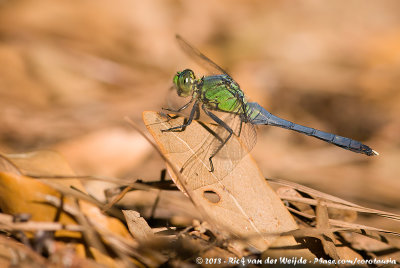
{"left": 157, "top": 113, "right": 208, "bottom": 153}
{"left": 180, "top": 121, "right": 241, "bottom": 190}
{"left": 233, "top": 116, "right": 257, "bottom": 155}
{"left": 176, "top": 35, "right": 229, "bottom": 75}
{"left": 179, "top": 112, "right": 257, "bottom": 190}
{"left": 212, "top": 112, "right": 257, "bottom": 160}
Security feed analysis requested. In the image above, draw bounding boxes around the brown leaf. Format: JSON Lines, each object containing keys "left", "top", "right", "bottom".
{"left": 143, "top": 111, "right": 301, "bottom": 253}
{"left": 316, "top": 202, "right": 340, "bottom": 260}
{"left": 122, "top": 210, "right": 154, "bottom": 242}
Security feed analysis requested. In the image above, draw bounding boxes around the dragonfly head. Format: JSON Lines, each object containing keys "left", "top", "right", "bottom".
{"left": 173, "top": 69, "right": 196, "bottom": 97}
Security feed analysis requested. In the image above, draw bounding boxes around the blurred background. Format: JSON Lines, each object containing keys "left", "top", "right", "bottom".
{"left": 0, "top": 0, "right": 399, "bottom": 229}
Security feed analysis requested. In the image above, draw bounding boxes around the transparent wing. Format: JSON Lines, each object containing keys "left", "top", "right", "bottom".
{"left": 179, "top": 112, "right": 257, "bottom": 190}
{"left": 176, "top": 34, "right": 229, "bottom": 75}
{"left": 217, "top": 112, "right": 257, "bottom": 157}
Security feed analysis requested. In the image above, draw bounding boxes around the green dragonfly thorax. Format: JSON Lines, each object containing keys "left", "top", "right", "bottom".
{"left": 201, "top": 74, "right": 247, "bottom": 114}
{"left": 173, "top": 68, "right": 248, "bottom": 116}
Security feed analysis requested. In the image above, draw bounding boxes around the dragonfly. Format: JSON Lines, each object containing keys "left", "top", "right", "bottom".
{"left": 162, "top": 35, "right": 378, "bottom": 181}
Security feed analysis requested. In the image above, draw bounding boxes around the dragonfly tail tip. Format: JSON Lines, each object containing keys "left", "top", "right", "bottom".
{"left": 372, "top": 149, "right": 379, "bottom": 156}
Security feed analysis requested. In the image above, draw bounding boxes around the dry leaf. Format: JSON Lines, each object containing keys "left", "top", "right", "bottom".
{"left": 315, "top": 202, "right": 340, "bottom": 260}
{"left": 143, "top": 111, "right": 304, "bottom": 253}
{"left": 122, "top": 210, "right": 154, "bottom": 242}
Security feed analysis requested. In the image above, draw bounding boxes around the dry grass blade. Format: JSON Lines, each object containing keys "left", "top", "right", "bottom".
{"left": 269, "top": 177, "right": 400, "bottom": 220}
{"left": 0, "top": 234, "right": 48, "bottom": 266}
{"left": 0, "top": 150, "right": 154, "bottom": 267}
{"left": 270, "top": 178, "right": 400, "bottom": 263}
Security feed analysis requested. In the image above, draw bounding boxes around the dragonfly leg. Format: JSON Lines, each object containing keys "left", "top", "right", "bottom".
{"left": 162, "top": 98, "right": 194, "bottom": 113}
{"left": 237, "top": 119, "right": 243, "bottom": 137}
{"left": 202, "top": 106, "right": 234, "bottom": 172}
{"left": 162, "top": 100, "right": 199, "bottom": 132}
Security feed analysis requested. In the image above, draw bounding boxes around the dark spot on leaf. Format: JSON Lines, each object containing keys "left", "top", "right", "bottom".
{"left": 203, "top": 190, "right": 220, "bottom": 203}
